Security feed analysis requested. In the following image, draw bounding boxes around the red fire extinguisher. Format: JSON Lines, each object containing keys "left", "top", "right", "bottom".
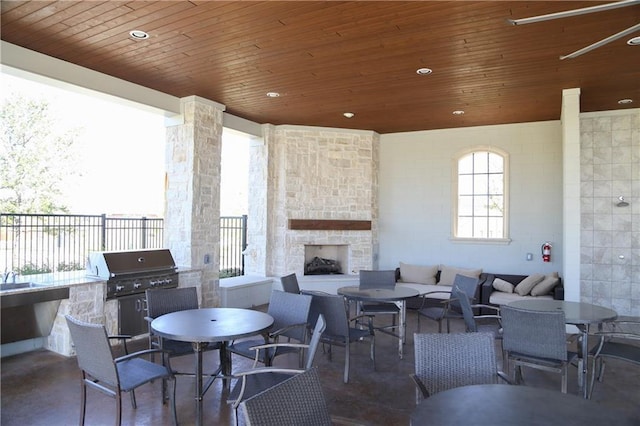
{"left": 541, "top": 242, "right": 552, "bottom": 262}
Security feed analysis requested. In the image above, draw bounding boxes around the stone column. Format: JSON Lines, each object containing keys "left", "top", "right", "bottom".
{"left": 164, "top": 96, "right": 225, "bottom": 307}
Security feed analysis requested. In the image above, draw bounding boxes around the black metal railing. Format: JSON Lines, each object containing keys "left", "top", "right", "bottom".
{"left": 0, "top": 213, "right": 247, "bottom": 277}
{"left": 220, "top": 215, "right": 247, "bottom": 278}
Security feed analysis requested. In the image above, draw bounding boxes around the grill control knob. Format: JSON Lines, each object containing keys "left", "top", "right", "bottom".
{"left": 133, "top": 282, "right": 141, "bottom": 290}
{"left": 150, "top": 280, "right": 159, "bottom": 287}
{"left": 115, "top": 285, "right": 125, "bottom": 292}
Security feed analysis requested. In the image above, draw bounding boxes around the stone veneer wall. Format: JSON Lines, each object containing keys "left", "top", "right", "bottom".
{"left": 580, "top": 109, "right": 639, "bottom": 316}
{"left": 245, "top": 125, "right": 379, "bottom": 277}
{"left": 45, "top": 282, "right": 107, "bottom": 356}
{"left": 164, "top": 96, "right": 224, "bottom": 308}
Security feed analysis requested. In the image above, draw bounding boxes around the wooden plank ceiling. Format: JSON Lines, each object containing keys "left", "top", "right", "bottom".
{"left": 1, "top": 1, "right": 638, "bottom": 134}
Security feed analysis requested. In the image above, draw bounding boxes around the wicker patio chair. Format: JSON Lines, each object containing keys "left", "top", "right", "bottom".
{"left": 416, "top": 274, "right": 480, "bottom": 333}
{"left": 65, "top": 315, "right": 177, "bottom": 426}
{"left": 228, "top": 290, "right": 312, "bottom": 367}
{"left": 302, "top": 290, "right": 376, "bottom": 383}
{"left": 280, "top": 272, "right": 301, "bottom": 293}
{"left": 453, "top": 285, "right": 502, "bottom": 338}
{"left": 239, "top": 367, "right": 364, "bottom": 426}
{"left": 589, "top": 319, "right": 640, "bottom": 398}
{"left": 356, "top": 270, "right": 401, "bottom": 334}
{"left": 411, "top": 331, "right": 509, "bottom": 404}
{"left": 501, "top": 304, "right": 578, "bottom": 393}
{"left": 227, "top": 315, "right": 326, "bottom": 423}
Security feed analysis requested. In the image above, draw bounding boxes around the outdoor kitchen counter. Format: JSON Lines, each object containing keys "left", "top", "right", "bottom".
{"left": 0, "top": 270, "right": 105, "bottom": 295}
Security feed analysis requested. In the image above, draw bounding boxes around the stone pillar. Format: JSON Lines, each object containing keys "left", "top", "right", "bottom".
{"left": 561, "top": 88, "right": 581, "bottom": 302}
{"left": 164, "top": 96, "right": 225, "bottom": 307}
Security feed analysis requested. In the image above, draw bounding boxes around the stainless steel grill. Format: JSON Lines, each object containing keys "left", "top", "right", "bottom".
{"left": 87, "top": 249, "right": 178, "bottom": 300}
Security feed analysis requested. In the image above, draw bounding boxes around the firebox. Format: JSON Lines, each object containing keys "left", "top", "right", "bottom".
{"left": 304, "top": 244, "right": 349, "bottom": 275}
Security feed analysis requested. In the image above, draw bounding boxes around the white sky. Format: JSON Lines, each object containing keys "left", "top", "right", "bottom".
{"left": 1, "top": 71, "right": 248, "bottom": 217}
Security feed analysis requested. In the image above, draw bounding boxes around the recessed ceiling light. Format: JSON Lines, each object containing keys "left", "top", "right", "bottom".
{"left": 416, "top": 68, "right": 433, "bottom": 75}
{"left": 343, "top": 112, "right": 355, "bottom": 118}
{"left": 452, "top": 110, "right": 465, "bottom": 115}
{"left": 266, "top": 92, "right": 280, "bottom": 98}
{"left": 618, "top": 99, "right": 633, "bottom": 105}
{"left": 627, "top": 36, "right": 640, "bottom": 46}
{"left": 129, "top": 30, "right": 149, "bottom": 40}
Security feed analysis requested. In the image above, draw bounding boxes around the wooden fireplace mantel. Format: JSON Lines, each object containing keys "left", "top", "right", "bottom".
{"left": 288, "top": 219, "right": 372, "bottom": 231}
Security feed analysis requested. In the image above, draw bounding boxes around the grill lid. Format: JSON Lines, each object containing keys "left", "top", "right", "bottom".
{"left": 87, "top": 249, "right": 177, "bottom": 279}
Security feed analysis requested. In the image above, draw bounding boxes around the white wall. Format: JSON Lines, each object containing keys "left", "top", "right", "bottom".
{"left": 378, "top": 120, "right": 564, "bottom": 276}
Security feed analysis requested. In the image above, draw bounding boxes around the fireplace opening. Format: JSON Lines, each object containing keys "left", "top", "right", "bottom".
{"left": 304, "top": 244, "right": 349, "bottom": 275}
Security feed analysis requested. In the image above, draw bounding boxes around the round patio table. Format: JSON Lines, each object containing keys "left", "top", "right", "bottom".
{"left": 337, "top": 285, "right": 418, "bottom": 359}
{"left": 410, "top": 384, "right": 638, "bottom": 425}
{"left": 151, "top": 308, "right": 274, "bottom": 426}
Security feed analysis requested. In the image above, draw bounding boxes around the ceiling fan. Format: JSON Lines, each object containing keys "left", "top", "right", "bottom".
{"left": 508, "top": 0, "right": 640, "bottom": 59}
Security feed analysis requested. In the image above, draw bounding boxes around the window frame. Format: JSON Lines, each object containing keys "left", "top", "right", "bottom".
{"left": 452, "top": 147, "right": 511, "bottom": 244}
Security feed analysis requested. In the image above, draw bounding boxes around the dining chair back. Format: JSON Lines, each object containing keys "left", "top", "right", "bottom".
{"left": 280, "top": 273, "right": 300, "bottom": 294}
{"left": 65, "top": 315, "right": 177, "bottom": 426}
{"left": 358, "top": 269, "right": 396, "bottom": 289}
{"left": 228, "top": 290, "right": 312, "bottom": 366}
{"left": 452, "top": 285, "right": 502, "bottom": 338}
{"left": 239, "top": 367, "right": 332, "bottom": 426}
{"left": 302, "top": 290, "right": 375, "bottom": 383}
{"left": 411, "top": 332, "right": 500, "bottom": 403}
{"left": 500, "top": 304, "right": 577, "bottom": 393}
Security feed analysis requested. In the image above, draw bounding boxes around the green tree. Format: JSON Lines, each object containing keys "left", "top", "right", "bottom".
{"left": 0, "top": 94, "right": 80, "bottom": 213}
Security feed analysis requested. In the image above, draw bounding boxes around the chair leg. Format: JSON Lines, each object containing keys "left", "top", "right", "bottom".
{"left": 169, "top": 377, "right": 178, "bottom": 426}
{"left": 561, "top": 364, "right": 567, "bottom": 393}
{"left": 344, "top": 343, "right": 350, "bottom": 383}
{"left": 116, "top": 391, "right": 122, "bottom": 426}
{"left": 79, "top": 378, "right": 87, "bottom": 426}
{"left": 130, "top": 389, "right": 137, "bottom": 409}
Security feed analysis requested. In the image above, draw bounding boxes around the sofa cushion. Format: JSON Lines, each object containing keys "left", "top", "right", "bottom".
{"left": 514, "top": 274, "right": 545, "bottom": 296}
{"left": 492, "top": 278, "right": 514, "bottom": 293}
{"left": 438, "top": 265, "right": 482, "bottom": 286}
{"left": 490, "top": 291, "right": 554, "bottom": 305}
{"left": 530, "top": 274, "right": 560, "bottom": 296}
{"left": 399, "top": 262, "right": 438, "bottom": 285}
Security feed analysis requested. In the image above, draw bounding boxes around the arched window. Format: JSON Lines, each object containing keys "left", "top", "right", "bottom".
{"left": 453, "top": 149, "right": 509, "bottom": 241}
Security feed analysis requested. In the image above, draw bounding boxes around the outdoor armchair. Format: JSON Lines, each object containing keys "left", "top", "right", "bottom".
{"left": 65, "top": 314, "right": 177, "bottom": 426}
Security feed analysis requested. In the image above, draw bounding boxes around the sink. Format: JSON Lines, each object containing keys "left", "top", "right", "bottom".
{"left": 0, "top": 282, "right": 46, "bottom": 291}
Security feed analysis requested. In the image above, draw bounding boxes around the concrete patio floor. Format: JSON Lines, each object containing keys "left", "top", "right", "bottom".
{"left": 2, "top": 308, "right": 639, "bottom": 425}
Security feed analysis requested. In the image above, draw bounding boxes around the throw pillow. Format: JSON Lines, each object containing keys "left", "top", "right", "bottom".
{"left": 438, "top": 265, "right": 482, "bottom": 286}
{"left": 514, "top": 274, "right": 545, "bottom": 296}
{"left": 530, "top": 275, "right": 560, "bottom": 296}
{"left": 399, "top": 262, "right": 438, "bottom": 285}
{"left": 492, "top": 278, "right": 514, "bottom": 293}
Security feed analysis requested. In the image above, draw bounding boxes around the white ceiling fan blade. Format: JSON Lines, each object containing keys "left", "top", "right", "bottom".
{"left": 560, "top": 22, "right": 640, "bottom": 59}
{"left": 508, "top": 0, "right": 640, "bottom": 25}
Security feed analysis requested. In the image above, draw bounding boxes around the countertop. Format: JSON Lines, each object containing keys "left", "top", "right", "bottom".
{"left": 0, "top": 270, "right": 105, "bottom": 295}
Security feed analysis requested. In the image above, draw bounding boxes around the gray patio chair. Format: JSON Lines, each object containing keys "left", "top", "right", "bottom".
{"left": 228, "top": 290, "right": 312, "bottom": 367}
{"left": 239, "top": 367, "right": 364, "bottom": 426}
{"left": 145, "top": 287, "right": 221, "bottom": 399}
{"left": 65, "top": 315, "right": 177, "bottom": 426}
{"left": 227, "top": 314, "right": 326, "bottom": 422}
{"left": 280, "top": 272, "right": 301, "bottom": 293}
{"left": 416, "top": 274, "right": 480, "bottom": 333}
{"left": 302, "top": 290, "right": 375, "bottom": 383}
{"left": 500, "top": 304, "right": 578, "bottom": 393}
{"left": 356, "top": 270, "right": 401, "bottom": 334}
{"left": 589, "top": 319, "right": 640, "bottom": 398}
{"left": 411, "top": 332, "right": 510, "bottom": 404}
{"left": 453, "top": 285, "right": 502, "bottom": 338}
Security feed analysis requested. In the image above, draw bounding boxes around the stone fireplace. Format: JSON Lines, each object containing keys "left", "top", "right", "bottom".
{"left": 244, "top": 125, "right": 380, "bottom": 278}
